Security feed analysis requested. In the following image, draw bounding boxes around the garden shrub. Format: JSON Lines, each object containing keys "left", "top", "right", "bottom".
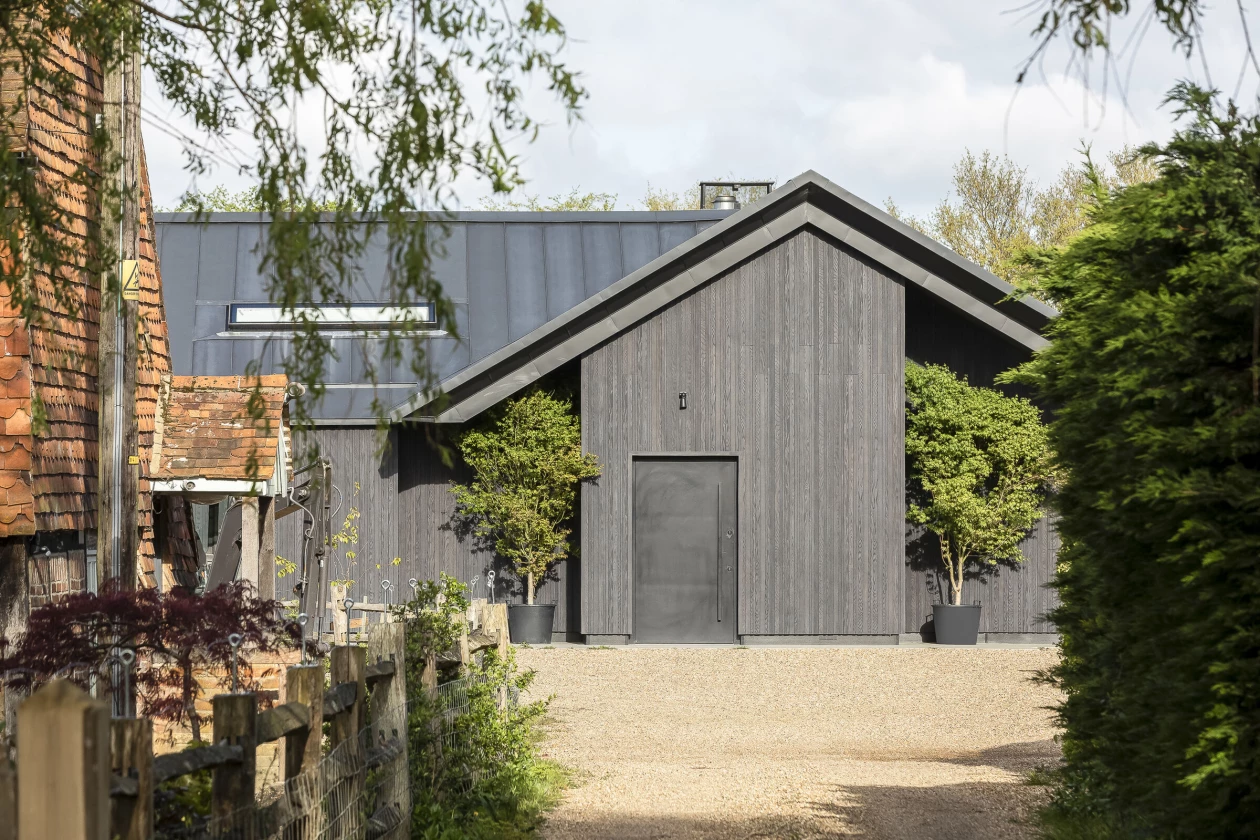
{"left": 395, "top": 574, "right": 560, "bottom": 838}
{"left": 1013, "top": 86, "right": 1260, "bottom": 837}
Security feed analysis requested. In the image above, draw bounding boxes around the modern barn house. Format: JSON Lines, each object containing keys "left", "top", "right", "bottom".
{"left": 156, "top": 171, "right": 1059, "bottom": 644}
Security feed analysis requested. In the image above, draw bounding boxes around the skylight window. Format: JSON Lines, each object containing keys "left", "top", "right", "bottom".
{"left": 227, "top": 303, "right": 436, "bottom": 330}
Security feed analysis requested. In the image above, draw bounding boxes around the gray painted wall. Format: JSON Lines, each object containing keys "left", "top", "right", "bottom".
{"left": 581, "top": 228, "right": 906, "bottom": 637}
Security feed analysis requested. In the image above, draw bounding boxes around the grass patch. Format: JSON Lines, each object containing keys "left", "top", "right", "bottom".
{"left": 589, "top": 645, "right": 615, "bottom": 650}
{"left": 415, "top": 759, "right": 569, "bottom": 840}
{"left": 1036, "top": 808, "right": 1116, "bottom": 840}
{"left": 1026, "top": 766, "right": 1055, "bottom": 786}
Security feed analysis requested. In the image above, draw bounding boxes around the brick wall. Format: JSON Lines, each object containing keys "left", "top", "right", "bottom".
{"left": 27, "top": 546, "right": 86, "bottom": 608}
{"left": 152, "top": 647, "right": 304, "bottom": 792}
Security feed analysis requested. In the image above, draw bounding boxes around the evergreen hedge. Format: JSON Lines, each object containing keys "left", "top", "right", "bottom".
{"left": 1015, "top": 86, "right": 1260, "bottom": 837}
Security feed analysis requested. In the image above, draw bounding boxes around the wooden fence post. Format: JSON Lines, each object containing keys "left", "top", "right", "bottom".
{"left": 284, "top": 665, "right": 324, "bottom": 780}
{"left": 110, "top": 717, "right": 154, "bottom": 840}
{"left": 329, "top": 645, "right": 366, "bottom": 748}
{"left": 329, "top": 645, "right": 366, "bottom": 839}
{"left": 481, "top": 602, "right": 510, "bottom": 657}
{"left": 0, "top": 748, "right": 14, "bottom": 840}
{"left": 17, "top": 679, "right": 110, "bottom": 840}
{"left": 368, "top": 623, "right": 410, "bottom": 836}
{"left": 211, "top": 693, "right": 257, "bottom": 825}
{"left": 284, "top": 664, "right": 324, "bottom": 840}
{"left": 330, "top": 584, "right": 348, "bottom": 644}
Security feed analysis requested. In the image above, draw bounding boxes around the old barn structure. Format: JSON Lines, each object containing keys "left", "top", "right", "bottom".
{"left": 156, "top": 171, "right": 1059, "bottom": 644}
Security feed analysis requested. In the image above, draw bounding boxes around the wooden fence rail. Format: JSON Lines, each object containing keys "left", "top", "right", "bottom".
{"left": 0, "top": 601, "right": 509, "bottom": 840}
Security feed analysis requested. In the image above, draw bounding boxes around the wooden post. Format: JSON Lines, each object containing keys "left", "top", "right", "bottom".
{"left": 469, "top": 598, "right": 487, "bottom": 630}
{"left": 17, "top": 680, "right": 110, "bottom": 840}
{"left": 284, "top": 665, "right": 324, "bottom": 840}
{"left": 211, "top": 693, "right": 257, "bottom": 823}
{"left": 330, "top": 583, "right": 348, "bottom": 644}
{"left": 329, "top": 645, "right": 366, "bottom": 748}
{"left": 284, "top": 665, "right": 323, "bottom": 780}
{"left": 421, "top": 652, "right": 438, "bottom": 695}
{"left": 258, "top": 497, "right": 276, "bottom": 601}
{"left": 3, "top": 684, "right": 26, "bottom": 746}
{"left": 481, "top": 602, "right": 510, "bottom": 657}
{"left": 240, "top": 497, "right": 260, "bottom": 587}
{"left": 97, "top": 43, "right": 140, "bottom": 589}
{"left": 0, "top": 739, "right": 16, "bottom": 840}
{"left": 367, "top": 623, "right": 410, "bottom": 835}
{"left": 110, "top": 717, "right": 153, "bottom": 840}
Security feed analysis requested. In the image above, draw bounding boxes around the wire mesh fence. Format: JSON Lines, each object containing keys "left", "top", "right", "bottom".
{"left": 156, "top": 719, "right": 407, "bottom": 840}
{"left": 150, "top": 671, "right": 517, "bottom": 840}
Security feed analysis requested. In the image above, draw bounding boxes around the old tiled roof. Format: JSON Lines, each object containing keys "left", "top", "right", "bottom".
{"left": 0, "top": 31, "right": 180, "bottom": 580}
{"left": 154, "top": 375, "right": 289, "bottom": 483}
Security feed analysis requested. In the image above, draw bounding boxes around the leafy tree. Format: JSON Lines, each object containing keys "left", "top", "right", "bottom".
{"left": 886, "top": 147, "right": 1157, "bottom": 296}
{"left": 1008, "top": 85, "right": 1260, "bottom": 838}
{"left": 0, "top": 1, "right": 585, "bottom": 434}
{"left": 162, "top": 185, "right": 349, "bottom": 213}
{"left": 450, "top": 390, "right": 599, "bottom": 604}
{"left": 478, "top": 187, "right": 618, "bottom": 211}
{"left": 1, "top": 581, "right": 294, "bottom": 741}
{"left": 904, "top": 362, "right": 1055, "bottom": 606}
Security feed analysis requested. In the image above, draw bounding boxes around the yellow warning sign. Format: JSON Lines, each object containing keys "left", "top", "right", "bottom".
{"left": 127, "top": 455, "right": 139, "bottom": 465}
{"left": 121, "top": 260, "right": 140, "bottom": 301}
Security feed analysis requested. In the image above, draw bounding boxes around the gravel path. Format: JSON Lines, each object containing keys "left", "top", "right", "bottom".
{"left": 516, "top": 646, "right": 1060, "bottom": 840}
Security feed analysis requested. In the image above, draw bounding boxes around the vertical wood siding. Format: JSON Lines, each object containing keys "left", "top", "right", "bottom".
{"left": 394, "top": 428, "right": 574, "bottom": 632}
{"left": 902, "top": 283, "right": 1060, "bottom": 634}
{"left": 904, "top": 516, "right": 1060, "bottom": 635}
{"left": 581, "top": 229, "right": 906, "bottom": 636}
{"left": 274, "top": 429, "right": 398, "bottom": 610}
{"left": 275, "top": 427, "right": 575, "bottom": 632}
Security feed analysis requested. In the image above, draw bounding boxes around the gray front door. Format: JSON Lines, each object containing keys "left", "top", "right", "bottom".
{"left": 633, "top": 458, "right": 737, "bottom": 643}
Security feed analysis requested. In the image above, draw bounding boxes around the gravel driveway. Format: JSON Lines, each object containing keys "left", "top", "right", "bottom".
{"left": 516, "top": 645, "right": 1060, "bottom": 840}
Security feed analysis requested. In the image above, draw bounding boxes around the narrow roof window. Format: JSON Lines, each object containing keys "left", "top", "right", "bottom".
{"left": 227, "top": 303, "right": 436, "bottom": 330}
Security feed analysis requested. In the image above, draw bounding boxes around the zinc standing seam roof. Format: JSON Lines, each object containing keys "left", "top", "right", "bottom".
{"left": 155, "top": 170, "right": 1055, "bottom": 425}
{"left": 154, "top": 209, "right": 730, "bottom": 422}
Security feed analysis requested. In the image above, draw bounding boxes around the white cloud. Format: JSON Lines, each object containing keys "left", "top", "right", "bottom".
{"left": 144, "top": 0, "right": 1257, "bottom": 217}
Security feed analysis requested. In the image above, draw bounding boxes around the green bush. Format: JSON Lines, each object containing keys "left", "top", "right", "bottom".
{"left": 1013, "top": 86, "right": 1260, "bottom": 837}
{"left": 397, "top": 574, "right": 562, "bottom": 839}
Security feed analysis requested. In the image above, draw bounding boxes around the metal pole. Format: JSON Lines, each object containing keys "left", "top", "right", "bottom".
{"left": 110, "top": 33, "right": 126, "bottom": 584}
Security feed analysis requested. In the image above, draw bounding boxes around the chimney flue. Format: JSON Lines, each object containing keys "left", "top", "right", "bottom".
{"left": 712, "top": 193, "right": 739, "bottom": 211}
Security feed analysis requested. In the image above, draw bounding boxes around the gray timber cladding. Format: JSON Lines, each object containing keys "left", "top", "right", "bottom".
{"left": 581, "top": 228, "right": 906, "bottom": 637}
{"left": 273, "top": 426, "right": 574, "bottom": 633}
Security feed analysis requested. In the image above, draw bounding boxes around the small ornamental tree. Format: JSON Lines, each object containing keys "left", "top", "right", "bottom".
{"left": 1, "top": 582, "right": 295, "bottom": 741}
{"left": 451, "top": 390, "right": 600, "bottom": 604}
{"left": 904, "top": 362, "right": 1055, "bottom": 605}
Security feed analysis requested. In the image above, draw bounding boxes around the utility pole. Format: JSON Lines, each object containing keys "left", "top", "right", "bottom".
{"left": 97, "top": 41, "right": 140, "bottom": 590}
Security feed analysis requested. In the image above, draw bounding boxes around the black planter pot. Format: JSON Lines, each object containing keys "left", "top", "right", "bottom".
{"left": 933, "top": 603, "right": 982, "bottom": 645}
{"left": 507, "top": 604, "right": 556, "bottom": 645}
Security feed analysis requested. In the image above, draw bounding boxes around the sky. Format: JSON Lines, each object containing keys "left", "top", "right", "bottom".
{"left": 143, "top": 0, "right": 1258, "bottom": 218}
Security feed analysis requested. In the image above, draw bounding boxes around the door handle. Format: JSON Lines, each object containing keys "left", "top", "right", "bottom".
{"left": 716, "top": 483, "right": 722, "bottom": 623}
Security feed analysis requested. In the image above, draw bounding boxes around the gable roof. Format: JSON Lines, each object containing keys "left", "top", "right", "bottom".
{"left": 397, "top": 170, "right": 1055, "bottom": 423}
{"left": 154, "top": 170, "right": 1054, "bottom": 426}
{"left": 151, "top": 374, "right": 290, "bottom": 496}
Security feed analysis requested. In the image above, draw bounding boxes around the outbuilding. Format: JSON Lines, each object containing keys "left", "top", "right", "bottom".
{"left": 156, "top": 170, "right": 1059, "bottom": 644}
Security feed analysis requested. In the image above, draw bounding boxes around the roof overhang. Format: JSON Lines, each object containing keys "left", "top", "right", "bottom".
{"left": 392, "top": 170, "right": 1056, "bottom": 424}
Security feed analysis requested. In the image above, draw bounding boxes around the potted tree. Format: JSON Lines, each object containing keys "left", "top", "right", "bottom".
{"left": 451, "top": 390, "right": 600, "bottom": 644}
{"left": 905, "top": 362, "right": 1055, "bottom": 644}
